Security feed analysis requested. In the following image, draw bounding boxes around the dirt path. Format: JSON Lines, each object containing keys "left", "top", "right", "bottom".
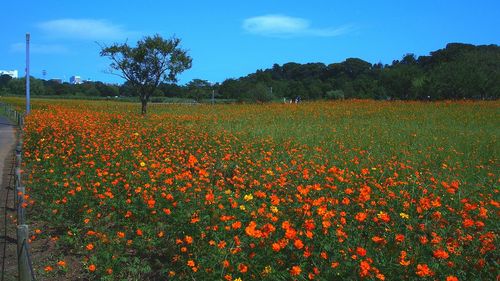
{"left": 0, "top": 116, "right": 17, "bottom": 281}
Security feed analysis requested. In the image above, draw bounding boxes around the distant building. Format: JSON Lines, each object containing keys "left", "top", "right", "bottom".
{"left": 70, "top": 75, "right": 82, "bottom": 84}
{"left": 0, "top": 70, "right": 18, "bottom": 78}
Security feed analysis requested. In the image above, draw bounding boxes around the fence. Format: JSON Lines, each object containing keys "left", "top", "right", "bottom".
{"left": 0, "top": 103, "right": 35, "bottom": 281}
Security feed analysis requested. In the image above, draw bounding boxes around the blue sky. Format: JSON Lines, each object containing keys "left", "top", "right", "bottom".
{"left": 1, "top": 1, "right": 499, "bottom": 85}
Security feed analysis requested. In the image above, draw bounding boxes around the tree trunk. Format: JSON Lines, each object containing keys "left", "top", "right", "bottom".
{"left": 141, "top": 98, "right": 147, "bottom": 115}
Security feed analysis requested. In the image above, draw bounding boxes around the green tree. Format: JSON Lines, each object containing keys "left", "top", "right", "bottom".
{"left": 0, "top": 74, "right": 12, "bottom": 88}
{"left": 6, "top": 77, "right": 46, "bottom": 96}
{"left": 248, "top": 82, "right": 274, "bottom": 102}
{"left": 186, "top": 79, "right": 212, "bottom": 101}
{"left": 100, "top": 34, "right": 192, "bottom": 114}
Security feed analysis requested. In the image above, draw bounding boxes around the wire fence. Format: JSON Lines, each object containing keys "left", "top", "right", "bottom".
{"left": 0, "top": 102, "right": 36, "bottom": 281}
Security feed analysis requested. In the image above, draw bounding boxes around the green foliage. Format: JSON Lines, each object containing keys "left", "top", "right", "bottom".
{"left": 99, "top": 34, "right": 192, "bottom": 114}
{"left": 325, "top": 89, "right": 345, "bottom": 100}
{"left": 217, "top": 43, "right": 500, "bottom": 101}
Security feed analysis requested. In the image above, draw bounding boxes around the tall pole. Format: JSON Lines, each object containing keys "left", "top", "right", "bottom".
{"left": 212, "top": 89, "right": 215, "bottom": 105}
{"left": 26, "top": 33, "right": 30, "bottom": 114}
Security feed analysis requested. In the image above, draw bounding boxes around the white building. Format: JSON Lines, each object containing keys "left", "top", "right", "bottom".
{"left": 0, "top": 70, "right": 18, "bottom": 78}
{"left": 70, "top": 75, "right": 82, "bottom": 84}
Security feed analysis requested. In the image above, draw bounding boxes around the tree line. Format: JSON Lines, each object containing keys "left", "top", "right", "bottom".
{"left": 1, "top": 43, "right": 498, "bottom": 102}
{"left": 218, "top": 43, "right": 499, "bottom": 102}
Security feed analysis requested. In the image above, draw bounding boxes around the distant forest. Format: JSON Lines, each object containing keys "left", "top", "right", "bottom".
{"left": 1, "top": 43, "right": 499, "bottom": 102}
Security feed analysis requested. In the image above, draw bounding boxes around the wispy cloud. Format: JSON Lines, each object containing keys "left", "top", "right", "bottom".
{"left": 10, "top": 42, "right": 69, "bottom": 54}
{"left": 38, "top": 19, "right": 133, "bottom": 40}
{"left": 243, "top": 14, "right": 353, "bottom": 38}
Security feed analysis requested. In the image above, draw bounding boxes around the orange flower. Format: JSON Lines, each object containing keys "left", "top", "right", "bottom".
{"left": 272, "top": 242, "right": 281, "bottom": 252}
{"left": 395, "top": 234, "right": 405, "bottom": 243}
{"left": 415, "top": 264, "right": 433, "bottom": 277}
{"left": 184, "top": 235, "right": 193, "bottom": 244}
{"left": 88, "top": 264, "right": 96, "bottom": 272}
{"left": 232, "top": 221, "right": 242, "bottom": 229}
{"left": 433, "top": 249, "right": 449, "bottom": 259}
{"left": 372, "top": 236, "right": 386, "bottom": 244}
{"left": 359, "top": 260, "right": 371, "bottom": 277}
{"left": 57, "top": 260, "right": 66, "bottom": 267}
{"left": 86, "top": 243, "right": 94, "bottom": 251}
{"left": 187, "top": 260, "right": 195, "bottom": 267}
{"left": 446, "top": 276, "right": 458, "bottom": 281}
{"left": 238, "top": 263, "right": 248, "bottom": 273}
{"left": 136, "top": 229, "right": 143, "bottom": 236}
{"left": 377, "top": 211, "right": 390, "bottom": 223}
{"left": 399, "top": 251, "right": 411, "bottom": 266}
{"left": 44, "top": 266, "right": 53, "bottom": 272}
{"left": 462, "top": 218, "right": 474, "bottom": 228}
{"left": 356, "top": 247, "right": 367, "bottom": 257}
{"left": 245, "top": 221, "right": 262, "bottom": 238}
{"left": 290, "top": 265, "right": 301, "bottom": 276}
{"left": 294, "top": 239, "right": 304, "bottom": 249}
{"left": 117, "top": 231, "right": 125, "bottom": 238}
{"left": 355, "top": 212, "right": 367, "bottom": 222}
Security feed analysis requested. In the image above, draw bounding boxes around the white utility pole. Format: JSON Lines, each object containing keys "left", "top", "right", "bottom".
{"left": 26, "top": 33, "right": 30, "bottom": 114}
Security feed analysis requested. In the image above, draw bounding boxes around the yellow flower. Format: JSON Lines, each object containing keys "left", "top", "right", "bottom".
{"left": 399, "top": 212, "right": 409, "bottom": 219}
{"left": 140, "top": 161, "right": 146, "bottom": 167}
{"left": 239, "top": 205, "right": 246, "bottom": 211}
{"left": 270, "top": 206, "right": 278, "bottom": 213}
{"left": 263, "top": 265, "right": 272, "bottom": 274}
{"left": 244, "top": 194, "right": 253, "bottom": 201}
{"left": 234, "top": 278, "right": 243, "bottom": 281}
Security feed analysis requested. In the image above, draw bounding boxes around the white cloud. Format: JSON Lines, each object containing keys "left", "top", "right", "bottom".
{"left": 10, "top": 42, "right": 69, "bottom": 54}
{"left": 242, "top": 14, "right": 353, "bottom": 38}
{"left": 38, "top": 19, "right": 132, "bottom": 40}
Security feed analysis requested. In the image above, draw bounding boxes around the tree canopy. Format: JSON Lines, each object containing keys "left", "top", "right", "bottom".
{"left": 99, "top": 34, "right": 192, "bottom": 114}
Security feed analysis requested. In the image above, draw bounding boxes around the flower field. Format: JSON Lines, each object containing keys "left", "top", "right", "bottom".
{"left": 8, "top": 98, "right": 500, "bottom": 280}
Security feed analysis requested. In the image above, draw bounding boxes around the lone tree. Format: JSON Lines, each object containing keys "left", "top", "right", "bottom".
{"left": 100, "top": 34, "right": 192, "bottom": 114}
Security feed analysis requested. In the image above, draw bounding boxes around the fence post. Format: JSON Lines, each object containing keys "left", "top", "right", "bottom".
{"left": 14, "top": 166, "right": 20, "bottom": 209}
{"left": 15, "top": 166, "right": 25, "bottom": 225}
{"left": 17, "top": 224, "right": 31, "bottom": 281}
{"left": 17, "top": 185, "right": 25, "bottom": 225}
{"left": 16, "top": 150, "right": 22, "bottom": 166}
